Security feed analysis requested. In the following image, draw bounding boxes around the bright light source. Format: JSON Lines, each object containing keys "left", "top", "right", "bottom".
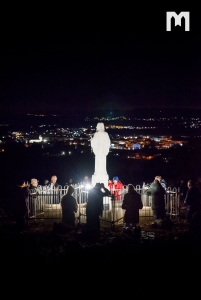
{"left": 85, "top": 184, "right": 91, "bottom": 190}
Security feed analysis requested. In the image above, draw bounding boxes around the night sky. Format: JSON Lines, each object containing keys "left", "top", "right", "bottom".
{"left": 1, "top": 6, "right": 200, "bottom": 114}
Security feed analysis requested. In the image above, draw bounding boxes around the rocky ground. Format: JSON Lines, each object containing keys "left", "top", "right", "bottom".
{"left": 1, "top": 215, "right": 200, "bottom": 271}
{"left": 1, "top": 216, "right": 198, "bottom": 294}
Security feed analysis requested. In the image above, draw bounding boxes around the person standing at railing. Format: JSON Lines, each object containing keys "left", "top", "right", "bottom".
{"left": 177, "top": 179, "right": 188, "bottom": 206}
{"left": 108, "top": 176, "right": 124, "bottom": 201}
{"left": 122, "top": 184, "right": 143, "bottom": 233}
{"left": 43, "top": 179, "right": 49, "bottom": 186}
{"left": 41, "top": 179, "right": 51, "bottom": 193}
{"left": 49, "top": 175, "right": 60, "bottom": 190}
{"left": 66, "top": 178, "right": 76, "bottom": 187}
{"left": 30, "top": 178, "right": 39, "bottom": 193}
{"left": 184, "top": 180, "right": 201, "bottom": 223}
{"left": 177, "top": 179, "right": 188, "bottom": 218}
{"left": 12, "top": 179, "right": 30, "bottom": 232}
{"left": 49, "top": 175, "right": 60, "bottom": 204}
{"left": 144, "top": 178, "right": 166, "bottom": 227}
{"left": 42, "top": 179, "right": 50, "bottom": 192}
{"left": 29, "top": 178, "right": 41, "bottom": 216}
{"left": 83, "top": 175, "right": 91, "bottom": 187}
{"left": 155, "top": 176, "right": 167, "bottom": 190}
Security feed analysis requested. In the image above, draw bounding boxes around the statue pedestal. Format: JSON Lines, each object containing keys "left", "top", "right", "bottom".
{"left": 92, "top": 174, "right": 109, "bottom": 189}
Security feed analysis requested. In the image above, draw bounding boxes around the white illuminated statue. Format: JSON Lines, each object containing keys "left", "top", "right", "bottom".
{"left": 91, "top": 122, "right": 111, "bottom": 188}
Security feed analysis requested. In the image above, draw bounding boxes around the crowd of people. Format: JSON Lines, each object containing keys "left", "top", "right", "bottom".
{"left": 10, "top": 175, "right": 61, "bottom": 232}
{"left": 5, "top": 173, "right": 201, "bottom": 237}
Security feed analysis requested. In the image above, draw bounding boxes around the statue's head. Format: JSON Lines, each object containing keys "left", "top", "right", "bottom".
{"left": 96, "top": 123, "right": 104, "bottom": 131}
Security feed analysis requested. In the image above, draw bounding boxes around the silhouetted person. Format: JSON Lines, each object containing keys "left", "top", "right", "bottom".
{"left": 100, "top": 182, "right": 111, "bottom": 196}
{"left": 196, "top": 177, "right": 201, "bottom": 193}
{"left": 189, "top": 211, "right": 201, "bottom": 240}
{"left": 177, "top": 179, "right": 188, "bottom": 205}
{"left": 155, "top": 175, "right": 167, "bottom": 190}
{"left": 61, "top": 185, "right": 78, "bottom": 227}
{"left": 13, "top": 180, "right": 30, "bottom": 232}
{"left": 122, "top": 184, "right": 143, "bottom": 231}
{"left": 184, "top": 180, "right": 201, "bottom": 223}
{"left": 86, "top": 183, "right": 104, "bottom": 234}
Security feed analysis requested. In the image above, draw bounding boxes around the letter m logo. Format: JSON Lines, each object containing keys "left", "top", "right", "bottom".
{"left": 166, "top": 11, "right": 190, "bottom": 31}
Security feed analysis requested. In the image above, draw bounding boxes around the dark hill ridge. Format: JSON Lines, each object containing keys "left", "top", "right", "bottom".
{"left": 1, "top": 108, "right": 201, "bottom": 128}
{"left": 85, "top": 108, "right": 201, "bottom": 119}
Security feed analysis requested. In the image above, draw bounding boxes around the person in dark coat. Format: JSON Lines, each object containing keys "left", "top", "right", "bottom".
{"left": 61, "top": 185, "right": 78, "bottom": 227}
{"left": 13, "top": 180, "right": 30, "bottom": 232}
{"left": 86, "top": 183, "right": 104, "bottom": 234}
{"left": 122, "top": 184, "right": 143, "bottom": 230}
{"left": 29, "top": 178, "right": 40, "bottom": 217}
{"left": 144, "top": 179, "right": 166, "bottom": 224}
{"left": 184, "top": 180, "right": 201, "bottom": 223}
{"left": 189, "top": 211, "right": 201, "bottom": 240}
{"left": 100, "top": 183, "right": 111, "bottom": 196}
{"left": 155, "top": 176, "right": 167, "bottom": 190}
{"left": 177, "top": 179, "right": 188, "bottom": 205}
{"left": 50, "top": 175, "right": 60, "bottom": 189}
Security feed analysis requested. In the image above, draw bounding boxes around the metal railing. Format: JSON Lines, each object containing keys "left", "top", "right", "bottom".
{"left": 28, "top": 184, "right": 181, "bottom": 230}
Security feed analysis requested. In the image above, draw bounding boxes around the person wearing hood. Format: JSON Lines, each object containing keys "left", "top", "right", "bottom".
{"left": 86, "top": 183, "right": 104, "bottom": 234}
{"left": 108, "top": 176, "right": 124, "bottom": 201}
{"left": 61, "top": 185, "right": 78, "bottom": 227}
{"left": 122, "top": 184, "right": 143, "bottom": 231}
